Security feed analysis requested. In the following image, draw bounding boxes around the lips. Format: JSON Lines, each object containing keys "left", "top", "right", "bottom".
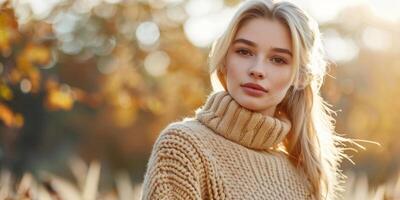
{"left": 241, "top": 83, "right": 268, "bottom": 93}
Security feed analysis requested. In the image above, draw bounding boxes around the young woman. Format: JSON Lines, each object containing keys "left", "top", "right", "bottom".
{"left": 141, "top": 0, "right": 356, "bottom": 199}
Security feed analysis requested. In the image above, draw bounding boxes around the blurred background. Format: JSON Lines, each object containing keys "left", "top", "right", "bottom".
{"left": 0, "top": 0, "right": 399, "bottom": 199}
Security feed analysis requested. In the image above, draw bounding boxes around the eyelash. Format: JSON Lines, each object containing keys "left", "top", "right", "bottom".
{"left": 236, "top": 49, "right": 253, "bottom": 56}
{"left": 235, "top": 49, "right": 288, "bottom": 64}
{"left": 271, "top": 57, "right": 287, "bottom": 65}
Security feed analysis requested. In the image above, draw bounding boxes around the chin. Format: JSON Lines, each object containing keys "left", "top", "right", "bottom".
{"left": 244, "top": 102, "right": 264, "bottom": 112}
{"left": 235, "top": 95, "right": 264, "bottom": 111}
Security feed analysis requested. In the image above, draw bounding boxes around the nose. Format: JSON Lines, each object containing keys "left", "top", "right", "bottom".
{"left": 249, "top": 70, "right": 264, "bottom": 79}
{"left": 249, "top": 60, "right": 266, "bottom": 79}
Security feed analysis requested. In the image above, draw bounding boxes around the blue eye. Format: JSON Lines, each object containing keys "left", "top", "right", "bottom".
{"left": 236, "top": 49, "right": 253, "bottom": 56}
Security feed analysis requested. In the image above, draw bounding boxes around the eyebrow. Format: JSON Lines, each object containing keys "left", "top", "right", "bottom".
{"left": 233, "top": 38, "right": 293, "bottom": 57}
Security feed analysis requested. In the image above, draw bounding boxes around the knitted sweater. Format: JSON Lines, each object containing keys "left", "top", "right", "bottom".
{"left": 141, "top": 91, "right": 314, "bottom": 200}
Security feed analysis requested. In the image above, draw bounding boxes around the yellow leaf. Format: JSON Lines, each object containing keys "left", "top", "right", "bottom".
{"left": 17, "top": 43, "right": 51, "bottom": 75}
{"left": 0, "top": 103, "right": 23, "bottom": 128}
{"left": 0, "top": 8, "right": 19, "bottom": 57}
{"left": 25, "top": 43, "right": 51, "bottom": 65}
{"left": 28, "top": 68, "right": 41, "bottom": 93}
{"left": 14, "top": 113, "right": 24, "bottom": 128}
{"left": 9, "top": 68, "right": 22, "bottom": 84}
{"left": 0, "top": 84, "right": 13, "bottom": 100}
{"left": 0, "top": 103, "right": 13, "bottom": 127}
{"left": 45, "top": 89, "right": 74, "bottom": 111}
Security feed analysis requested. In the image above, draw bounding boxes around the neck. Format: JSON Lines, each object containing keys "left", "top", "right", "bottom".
{"left": 260, "top": 106, "right": 277, "bottom": 117}
{"left": 195, "top": 91, "right": 291, "bottom": 151}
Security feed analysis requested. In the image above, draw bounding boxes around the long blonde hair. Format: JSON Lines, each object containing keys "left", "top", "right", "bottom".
{"left": 208, "top": 0, "right": 358, "bottom": 199}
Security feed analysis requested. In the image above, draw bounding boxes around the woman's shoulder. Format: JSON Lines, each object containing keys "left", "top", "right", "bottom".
{"left": 142, "top": 118, "right": 209, "bottom": 199}
{"left": 158, "top": 116, "right": 207, "bottom": 138}
{"left": 152, "top": 117, "right": 207, "bottom": 154}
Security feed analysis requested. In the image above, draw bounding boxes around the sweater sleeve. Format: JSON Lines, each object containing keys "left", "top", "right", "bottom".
{"left": 141, "top": 128, "right": 203, "bottom": 200}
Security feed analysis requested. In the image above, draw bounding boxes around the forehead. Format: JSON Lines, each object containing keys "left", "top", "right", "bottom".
{"left": 234, "top": 17, "right": 292, "bottom": 51}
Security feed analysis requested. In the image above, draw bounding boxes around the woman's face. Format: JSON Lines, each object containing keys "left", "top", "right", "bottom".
{"left": 224, "top": 17, "right": 294, "bottom": 116}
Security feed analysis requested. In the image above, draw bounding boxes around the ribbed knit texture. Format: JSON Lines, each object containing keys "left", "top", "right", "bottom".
{"left": 195, "top": 91, "right": 292, "bottom": 151}
{"left": 141, "top": 91, "right": 314, "bottom": 200}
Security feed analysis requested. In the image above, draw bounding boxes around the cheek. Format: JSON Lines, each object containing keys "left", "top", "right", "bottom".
{"left": 226, "top": 66, "right": 240, "bottom": 85}
{"left": 225, "top": 55, "right": 245, "bottom": 82}
{"left": 226, "top": 52, "right": 253, "bottom": 72}
{"left": 226, "top": 52, "right": 240, "bottom": 69}
{"left": 271, "top": 68, "right": 293, "bottom": 91}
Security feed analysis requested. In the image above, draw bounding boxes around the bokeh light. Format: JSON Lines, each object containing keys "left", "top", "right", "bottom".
{"left": 323, "top": 29, "right": 359, "bottom": 63}
{"left": 144, "top": 50, "right": 170, "bottom": 77}
{"left": 362, "top": 26, "right": 392, "bottom": 51}
{"left": 19, "top": 79, "right": 32, "bottom": 93}
{"left": 136, "top": 21, "right": 160, "bottom": 46}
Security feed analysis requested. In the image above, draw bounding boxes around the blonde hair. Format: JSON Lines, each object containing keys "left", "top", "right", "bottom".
{"left": 208, "top": 0, "right": 358, "bottom": 199}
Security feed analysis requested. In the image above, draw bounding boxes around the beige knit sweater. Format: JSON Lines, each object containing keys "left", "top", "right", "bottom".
{"left": 141, "top": 91, "right": 314, "bottom": 200}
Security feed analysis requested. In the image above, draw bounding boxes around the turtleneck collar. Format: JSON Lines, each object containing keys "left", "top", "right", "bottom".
{"left": 194, "top": 91, "right": 291, "bottom": 151}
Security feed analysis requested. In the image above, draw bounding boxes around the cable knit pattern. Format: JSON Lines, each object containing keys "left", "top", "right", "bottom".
{"left": 141, "top": 91, "right": 314, "bottom": 200}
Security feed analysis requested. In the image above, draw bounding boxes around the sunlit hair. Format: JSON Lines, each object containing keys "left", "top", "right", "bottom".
{"left": 208, "top": 0, "right": 362, "bottom": 199}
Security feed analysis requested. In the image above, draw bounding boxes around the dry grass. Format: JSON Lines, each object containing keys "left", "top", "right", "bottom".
{"left": 0, "top": 157, "right": 142, "bottom": 200}
{"left": 0, "top": 158, "right": 399, "bottom": 200}
{"left": 343, "top": 171, "right": 400, "bottom": 200}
